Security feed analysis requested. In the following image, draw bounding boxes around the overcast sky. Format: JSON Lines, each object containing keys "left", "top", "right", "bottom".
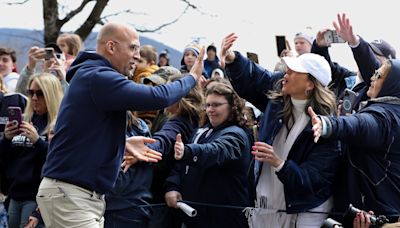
{"left": 0, "top": 0, "right": 399, "bottom": 70}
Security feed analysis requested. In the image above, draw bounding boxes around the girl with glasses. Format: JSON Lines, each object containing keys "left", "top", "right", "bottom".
{"left": 165, "top": 82, "right": 255, "bottom": 228}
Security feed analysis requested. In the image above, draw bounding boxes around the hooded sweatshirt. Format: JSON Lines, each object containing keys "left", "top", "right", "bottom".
{"left": 42, "top": 51, "right": 196, "bottom": 194}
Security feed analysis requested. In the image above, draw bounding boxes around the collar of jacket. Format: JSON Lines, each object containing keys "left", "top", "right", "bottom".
{"left": 361, "top": 96, "right": 400, "bottom": 109}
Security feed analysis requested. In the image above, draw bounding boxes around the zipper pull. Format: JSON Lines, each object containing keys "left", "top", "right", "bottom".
{"left": 185, "top": 165, "right": 189, "bottom": 174}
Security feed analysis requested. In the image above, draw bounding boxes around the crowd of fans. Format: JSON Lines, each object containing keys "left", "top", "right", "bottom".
{"left": 0, "top": 13, "right": 399, "bottom": 228}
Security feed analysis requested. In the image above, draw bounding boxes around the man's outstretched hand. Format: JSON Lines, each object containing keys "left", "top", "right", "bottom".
{"left": 122, "top": 136, "right": 162, "bottom": 172}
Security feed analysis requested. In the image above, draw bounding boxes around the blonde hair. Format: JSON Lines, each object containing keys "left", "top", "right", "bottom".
{"left": 57, "top": 33, "right": 83, "bottom": 56}
{"left": 24, "top": 73, "right": 64, "bottom": 134}
{"left": 268, "top": 75, "right": 337, "bottom": 130}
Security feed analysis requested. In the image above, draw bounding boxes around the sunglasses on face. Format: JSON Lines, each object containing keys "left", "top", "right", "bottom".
{"left": 27, "top": 89, "right": 44, "bottom": 98}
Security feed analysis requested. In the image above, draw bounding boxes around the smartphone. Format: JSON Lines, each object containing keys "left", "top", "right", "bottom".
{"left": 247, "top": 52, "right": 259, "bottom": 64}
{"left": 7, "top": 106, "right": 22, "bottom": 128}
{"left": 341, "top": 89, "right": 358, "bottom": 114}
{"left": 276, "top": 35, "right": 287, "bottom": 57}
{"left": 324, "top": 30, "right": 346, "bottom": 44}
{"left": 44, "top": 47, "right": 54, "bottom": 60}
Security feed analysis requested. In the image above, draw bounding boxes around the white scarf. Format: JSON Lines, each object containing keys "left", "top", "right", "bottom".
{"left": 249, "top": 98, "right": 313, "bottom": 228}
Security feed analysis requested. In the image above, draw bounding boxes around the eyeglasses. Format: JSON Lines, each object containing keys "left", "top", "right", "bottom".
{"left": 203, "top": 102, "right": 228, "bottom": 110}
{"left": 371, "top": 70, "right": 383, "bottom": 80}
{"left": 112, "top": 40, "right": 140, "bottom": 54}
{"left": 27, "top": 89, "right": 44, "bottom": 98}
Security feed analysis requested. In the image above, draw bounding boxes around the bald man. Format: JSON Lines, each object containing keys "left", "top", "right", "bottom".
{"left": 36, "top": 23, "right": 204, "bottom": 227}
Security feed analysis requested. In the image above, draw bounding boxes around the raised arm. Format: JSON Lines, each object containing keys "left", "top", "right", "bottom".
{"left": 220, "top": 33, "right": 284, "bottom": 111}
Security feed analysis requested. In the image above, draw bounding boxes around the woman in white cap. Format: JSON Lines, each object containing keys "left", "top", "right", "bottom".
{"left": 220, "top": 33, "right": 341, "bottom": 228}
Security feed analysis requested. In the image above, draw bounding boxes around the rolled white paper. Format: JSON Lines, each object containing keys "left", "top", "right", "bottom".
{"left": 177, "top": 202, "right": 197, "bottom": 217}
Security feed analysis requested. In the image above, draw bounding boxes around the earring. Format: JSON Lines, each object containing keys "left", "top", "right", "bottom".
{"left": 305, "top": 89, "right": 311, "bottom": 96}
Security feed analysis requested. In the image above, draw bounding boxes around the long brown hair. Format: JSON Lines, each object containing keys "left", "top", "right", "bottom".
{"left": 268, "top": 74, "right": 337, "bottom": 130}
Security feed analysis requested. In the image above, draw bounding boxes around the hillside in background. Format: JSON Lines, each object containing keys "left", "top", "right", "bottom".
{"left": 0, "top": 28, "right": 182, "bottom": 72}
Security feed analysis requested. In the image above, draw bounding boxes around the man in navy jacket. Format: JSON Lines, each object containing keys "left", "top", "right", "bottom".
{"left": 36, "top": 22, "right": 204, "bottom": 228}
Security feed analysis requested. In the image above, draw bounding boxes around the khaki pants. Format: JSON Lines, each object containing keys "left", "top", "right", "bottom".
{"left": 36, "top": 177, "right": 105, "bottom": 228}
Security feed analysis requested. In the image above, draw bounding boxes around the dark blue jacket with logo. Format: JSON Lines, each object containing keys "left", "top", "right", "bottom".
{"left": 42, "top": 51, "right": 196, "bottom": 194}
{"left": 225, "top": 52, "right": 342, "bottom": 213}
{"left": 0, "top": 113, "right": 48, "bottom": 200}
{"left": 165, "top": 122, "right": 254, "bottom": 228}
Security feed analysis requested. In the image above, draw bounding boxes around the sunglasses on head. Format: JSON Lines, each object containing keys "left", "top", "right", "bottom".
{"left": 27, "top": 89, "right": 44, "bottom": 98}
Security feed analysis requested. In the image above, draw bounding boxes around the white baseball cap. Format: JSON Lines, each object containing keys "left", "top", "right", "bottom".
{"left": 282, "top": 53, "right": 332, "bottom": 86}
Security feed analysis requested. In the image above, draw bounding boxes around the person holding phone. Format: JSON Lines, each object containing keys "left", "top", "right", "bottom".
{"left": 0, "top": 76, "right": 27, "bottom": 228}
{"left": 0, "top": 76, "right": 27, "bottom": 136}
{"left": 309, "top": 59, "right": 400, "bottom": 225}
{"left": 16, "top": 45, "right": 69, "bottom": 96}
{"left": 1, "top": 73, "right": 63, "bottom": 228}
{"left": 220, "top": 33, "right": 341, "bottom": 227}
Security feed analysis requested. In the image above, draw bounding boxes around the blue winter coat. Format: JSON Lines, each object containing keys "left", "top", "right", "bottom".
{"left": 225, "top": 52, "right": 342, "bottom": 213}
{"left": 149, "top": 116, "right": 199, "bottom": 203}
{"left": 325, "top": 59, "right": 400, "bottom": 220}
{"left": 165, "top": 122, "right": 254, "bottom": 228}
{"left": 105, "top": 118, "right": 151, "bottom": 211}
{"left": 105, "top": 115, "right": 198, "bottom": 222}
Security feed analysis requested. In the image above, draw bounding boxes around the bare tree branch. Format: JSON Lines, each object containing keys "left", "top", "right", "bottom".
{"left": 135, "top": 5, "right": 190, "bottom": 33}
{"left": 180, "top": 0, "right": 197, "bottom": 9}
{"left": 180, "top": 0, "right": 213, "bottom": 16}
{"left": 75, "top": 0, "right": 110, "bottom": 41}
{"left": 0, "top": 0, "right": 30, "bottom": 5}
{"left": 59, "top": 0, "right": 95, "bottom": 26}
{"left": 101, "top": 9, "right": 147, "bottom": 21}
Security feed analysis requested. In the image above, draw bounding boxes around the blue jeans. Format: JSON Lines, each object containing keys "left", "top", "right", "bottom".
{"left": 0, "top": 203, "right": 8, "bottom": 228}
{"left": 8, "top": 199, "right": 36, "bottom": 228}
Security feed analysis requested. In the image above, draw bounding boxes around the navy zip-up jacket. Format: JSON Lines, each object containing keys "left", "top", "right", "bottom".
{"left": 42, "top": 51, "right": 196, "bottom": 194}
{"left": 165, "top": 123, "right": 254, "bottom": 228}
{"left": 326, "top": 59, "right": 400, "bottom": 220}
{"left": 225, "top": 52, "right": 342, "bottom": 213}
